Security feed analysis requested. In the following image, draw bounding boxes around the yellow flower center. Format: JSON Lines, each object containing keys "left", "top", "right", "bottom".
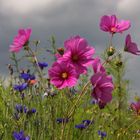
{"left": 111, "top": 27, "right": 116, "bottom": 32}
{"left": 61, "top": 72, "right": 68, "bottom": 79}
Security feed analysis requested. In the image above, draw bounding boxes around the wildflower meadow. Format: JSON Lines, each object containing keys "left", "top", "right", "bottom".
{"left": 0, "top": 14, "right": 140, "bottom": 140}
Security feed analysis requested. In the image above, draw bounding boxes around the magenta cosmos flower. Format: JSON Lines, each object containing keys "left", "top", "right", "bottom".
{"left": 124, "top": 34, "right": 140, "bottom": 55}
{"left": 100, "top": 15, "right": 131, "bottom": 34}
{"left": 130, "top": 101, "right": 140, "bottom": 114}
{"left": 57, "top": 36, "right": 95, "bottom": 75}
{"left": 48, "top": 62, "right": 78, "bottom": 89}
{"left": 92, "top": 57, "right": 106, "bottom": 73}
{"left": 90, "top": 72, "right": 114, "bottom": 106}
{"left": 9, "top": 28, "right": 32, "bottom": 53}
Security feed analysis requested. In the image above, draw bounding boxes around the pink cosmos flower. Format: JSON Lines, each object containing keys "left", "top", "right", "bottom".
{"left": 130, "top": 101, "right": 140, "bottom": 115}
{"left": 124, "top": 34, "right": 140, "bottom": 55}
{"left": 9, "top": 28, "right": 32, "bottom": 53}
{"left": 48, "top": 62, "right": 78, "bottom": 89}
{"left": 57, "top": 36, "right": 95, "bottom": 75}
{"left": 90, "top": 72, "right": 114, "bottom": 107}
{"left": 92, "top": 57, "right": 106, "bottom": 73}
{"left": 100, "top": 15, "right": 131, "bottom": 34}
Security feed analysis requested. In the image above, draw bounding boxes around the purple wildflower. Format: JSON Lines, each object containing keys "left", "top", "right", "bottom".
{"left": 38, "top": 62, "right": 48, "bottom": 70}
{"left": 13, "top": 130, "right": 30, "bottom": 140}
{"left": 75, "top": 119, "right": 93, "bottom": 130}
{"left": 15, "top": 104, "right": 27, "bottom": 113}
{"left": 75, "top": 124, "right": 86, "bottom": 130}
{"left": 90, "top": 99, "right": 98, "bottom": 104}
{"left": 56, "top": 118, "right": 69, "bottom": 124}
{"left": 26, "top": 108, "right": 36, "bottom": 116}
{"left": 98, "top": 130, "right": 107, "bottom": 139}
{"left": 82, "top": 120, "right": 93, "bottom": 126}
{"left": 14, "top": 83, "right": 28, "bottom": 92}
{"left": 20, "top": 73, "right": 35, "bottom": 81}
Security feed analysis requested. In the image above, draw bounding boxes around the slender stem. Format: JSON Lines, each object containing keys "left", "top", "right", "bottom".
{"left": 78, "top": 115, "right": 95, "bottom": 139}
{"left": 50, "top": 98, "right": 55, "bottom": 140}
{"left": 116, "top": 54, "right": 123, "bottom": 128}
{"left": 109, "top": 33, "right": 114, "bottom": 47}
{"left": 60, "top": 121, "right": 67, "bottom": 140}
{"left": 11, "top": 53, "right": 20, "bottom": 73}
{"left": 60, "top": 82, "right": 90, "bottom": 140}
{"left": 26, "top": 47, "right": 46, "bottom": 90}
{"left": 67, "top": 81, "right": 91, "bottom": 119}
{"left": 124, "top": 118, "right": 140, "bottom": 131}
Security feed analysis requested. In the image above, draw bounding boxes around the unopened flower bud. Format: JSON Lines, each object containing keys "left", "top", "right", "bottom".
{"left": 135, "top": 96, "right": 140, "bottom": 102}
{"left": 24, "top": 44, "right": 29, "bottom": 50}
{"left": 7, "top": 64, "right": 13, "bottom": 75}
{"left": 57, "top": 48, "right": 64, "bottom": 55}
{"left": 115, "top": 60, "right": 123, "bottom": 67}
{"left": 107, "top": 46, "right": 115, "bottom": 56}
{"left": 34, "top": 40, "right": 40, "bottom": 46}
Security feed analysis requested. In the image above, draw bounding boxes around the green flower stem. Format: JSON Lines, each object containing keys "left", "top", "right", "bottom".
{"left": 11, "top": 53, "right": 20, "bottom": 73}
{"left": 67, "top": 81, "right": 91, "bottom": 119}
{"left": 60, "top": 82, "right": 91, "bottom": 140}
{"left": 50, "top": 98, "right": 55, "bottom": 140}
{"left": 117, "top": 55, "right": 123, "bottom": 128}
{"left": 78, "top": 110, "right": 95, "bottom": 140}
{"left": 60, "top": 120, "right": 67, "bottom": 140}
{"left": 124, "top": 118, "right": 140, "bottom": 131}
{"left": 109, "top": 33, "right": 114, "bottom": 47}
{"left": 26, "top": 47, "right": 46, "bottom": 90}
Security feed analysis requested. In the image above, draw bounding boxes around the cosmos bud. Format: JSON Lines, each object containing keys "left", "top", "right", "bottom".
{"left": 115, "top": 60, "right": 123, "bottom": 67}
{"left": 57, "top": 48, "right": 64, "bottom": 55}
{"left": 107, "top": 46, "right": 115, "bottom": 56}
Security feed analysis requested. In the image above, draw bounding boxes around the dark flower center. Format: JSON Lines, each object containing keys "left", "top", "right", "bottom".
{"left": 72, "top": 55, "right": 78, "bottom": 61}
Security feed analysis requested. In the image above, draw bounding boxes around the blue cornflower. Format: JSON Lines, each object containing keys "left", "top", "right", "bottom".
{"left": 14, "top": 83, "right": 28, "bottom": 92}
{"left": 15, "top": 104, "right": 27, "bottom": 113}
{"left": 31, "top": 108, "right": 36, "bottom": 113}
{"left": 26, "top": 108, "right": 36, "bottom": 116}
{"left": 90, "top": 99, "right": 106, "bottom": 109}
{"left": 15, "top": 104, "right": 36, "bottom": 118}
{"left": 82, "top": 120, "right": 93, "bottom": 126}
{"left": 75, "top": 119, "right": 93, "bottom": 130}
{"left": 98, "top": 130, "right": 107, "bottom": 139}
{"left": 29, "top": 75, "right": 35, "bottom": 80}
{"left": 20, "top": 73, "right": 35, "bottom": 81}
{"left": 38, "top": 62, "right": 48, "bottom": 70}
{"left": 90, "top": 99, "right": 98, "bottom": 104}
{"left": 13, "top": 130, "right": 30, "bottom": 140}
{"left": 75, "top": 124, "right": 86, "bottom": 130}
{"left": 56, "top": 118, "right": 69, "bottom": 124}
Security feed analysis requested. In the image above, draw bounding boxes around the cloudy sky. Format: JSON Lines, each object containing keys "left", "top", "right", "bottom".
{"left": 0, "top": 0, "right": 140, "bottom": 96}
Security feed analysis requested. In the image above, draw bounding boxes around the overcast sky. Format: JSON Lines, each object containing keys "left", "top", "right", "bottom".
{"left": 0, "top": 0, "right": 139, "bottom": 96}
